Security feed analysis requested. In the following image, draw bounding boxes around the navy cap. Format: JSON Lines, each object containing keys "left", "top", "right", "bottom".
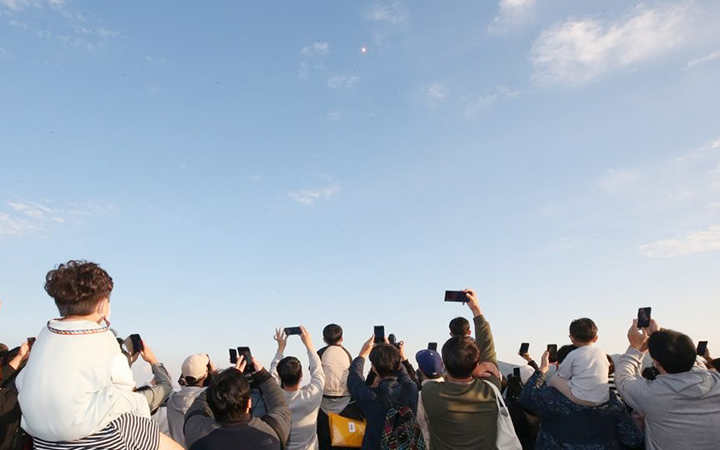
{"left": 416, "top": 349, "right": 444, "bottom": 378}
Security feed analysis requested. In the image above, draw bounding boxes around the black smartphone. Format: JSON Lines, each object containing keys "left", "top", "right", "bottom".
{"left": 547, "top": 344, "right": 558, "bottom": 363}
{"left": 519, "top": 342, "right": 530, "bottom": 356}
{"left": 27, "top": 337, "right": 36, "bottom": 347}
{"left": 513, "top": 367, "right": 520, "bottom": 377}
{"left": 229, "top": 348, "right": 237, "bottom": 364}
{"left": 444, "top": 290, "right": 468, "bottom": 302}
{"left": 374, "top": 325, "right": 385, "bottom": 344}
{"left": 428, "top": 342, "right": 438, "bottom": 352}
{"left": 130, "top": 334, "right": 144, "bottom": 354}
{"left": 284, "top": 327, "right": 302, "bottom": 336}
{"left": 637, "top": 307, "right": 652, "bottom": 328}
{"left": 697, "top": 341, "right": 708, "bottom": 356}
{"left": 236, "top": 347, "right": 255, "bottom": 374}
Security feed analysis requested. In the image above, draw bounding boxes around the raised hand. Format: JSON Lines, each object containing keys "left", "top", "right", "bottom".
{"left": 274, "top": 328, "right": 288, "bottom": 352}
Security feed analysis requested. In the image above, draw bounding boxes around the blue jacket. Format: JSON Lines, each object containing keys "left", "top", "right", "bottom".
{"left": 347, "top": 356, "right": 419, "bottom": 450}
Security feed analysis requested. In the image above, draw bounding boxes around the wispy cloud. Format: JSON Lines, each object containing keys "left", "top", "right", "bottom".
{"left": 0, "top": 47, "right": 12, "bottom": 61}
{"left": 598, "top": 169, "right": 641, "bottom": 194}
{"left": 426, "top": 83, "right": 447, "bottom": 100}
{"left": 674, "top": 137, "right": 720, "bottom": 162}
{"left": 464, "top": 85, "right": 520, "bottom": 116}
{"left": 327, "top": 75, "right": 360, "bottom": 89}
{"left": 288, "top": 184, "right": 340, "bottom": 206}
{"left": 531, "top": 4, "right": 693, "bottom": 87}
{"left": 0, "top": 199, "right": 112, "bottom": 237}
{"left": 687, "top": 49, "right": 720, "bottom": 67}
{"left": 364, "top": 1, "right": 407, "bottom": 24}
{"left": 301, "top": 42, "right": 329, "bottom": 56}
{"left": 639, "top": 225, "right": 720, "bottom": 258}
{"left": 488, "top": 0, "right": 536, "bottom": 34}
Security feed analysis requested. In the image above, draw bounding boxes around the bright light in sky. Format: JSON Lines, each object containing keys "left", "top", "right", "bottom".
{"left": 1, "top": 0, "right": 720, "bottom": 385}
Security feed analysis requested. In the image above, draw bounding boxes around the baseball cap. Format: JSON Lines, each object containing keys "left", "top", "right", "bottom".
{"left": 416, "top": 349, "right": 444, "bottom": 378}
{"left": 182, "top": 353, "right": 210, "bottom": 379}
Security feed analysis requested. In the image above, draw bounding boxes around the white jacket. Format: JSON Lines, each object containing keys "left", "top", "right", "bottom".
{"left": 317, "top": 345, "right": 352, "bottom": 397}
{"left": 16, "top": 319, "right": 150, "bottom": 441}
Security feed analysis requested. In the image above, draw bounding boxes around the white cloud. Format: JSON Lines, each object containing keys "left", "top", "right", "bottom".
{"left": 288, "top": 185, "right": 340, "bottom": 206}
{"left": 488, "top": 0, "right": 536, "bottom": 33}
{"left": 598, "top": 169, "right": 641, "bottom": 194}
{"left": 639, "top": 225, "right": 720, "bottom": 258}
{"left": 687, "top": 49, "right": 720, "bottom": 67}
{"left": 464, "top": 85, "right": 520, "bottom": 116}
{"left": 0, "top": 213, "right": 39, "bottom": 235}
{"left": 327, "top": 75, "right": 360, "bottom": 89}
{"left": 301, "top": 42, "right": 329, "bottom": 56}
{"left": 0, "top": 0, "right": 32, "bottom": 11}
{"left": 0, "top": 47, "right": 11, "bottom": 61}
{"left": 531, "top": 4, "right": 693, "bottom": 87}
{"left": 364, "top": 1, "right": 407, "bottom": 24}
{"left": 427, "top": 83, "right": 447, "bottom": 100}
{"left": 327, "top": 109, "right": 344, "bottom": 120}
{"left": 0, "top": 199, "right": 112, "bottom": 237}
{"left": 674, "top": 137, "right": 720, "bottom": 162}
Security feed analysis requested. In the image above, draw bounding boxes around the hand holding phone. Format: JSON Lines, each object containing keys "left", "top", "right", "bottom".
{"left": 129, "top": 334, "right": 144, "bottom": 354}
{"left": 284, "top": 327, "right": 302, "bottom": 336}
{"left": 237, "top": 347, "right": 255, "bottom": 374}
{"left": 229, "top": 348, "right": 238, "bottom": 364}
{"left": 444, "top": 290, "right": 468, "bottom": 303}
{"left": 697, "top": 341, "right": 709, "bottom": 356}
{"left": 519, "top": 343, "right": 530, "bottom": 356}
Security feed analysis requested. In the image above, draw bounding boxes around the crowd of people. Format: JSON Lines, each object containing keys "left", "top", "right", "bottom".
{"left": 1, "top": 260, "right": 720, "bottom": 450}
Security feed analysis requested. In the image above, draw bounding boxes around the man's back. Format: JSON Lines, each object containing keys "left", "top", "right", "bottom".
{"left": 190, "top": 419, "right": 281, "bottom": 450}
{"left": 167, "top": 386, "right": 205, "bottom": 448}
{"left": 420, "top": 378, "right": 499, "bottom": 450}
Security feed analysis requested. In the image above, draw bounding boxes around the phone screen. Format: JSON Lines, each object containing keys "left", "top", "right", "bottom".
{"left": 519, "top": 343, "right": 530, "bottom": 355}
{"left": 284, "top": 327, "right": 302, "bottom": 336}
{"left": 229, "top": 348, "right": 237, "bottom": 364}
{"left": 428, "top": 342, "right": 438, "bottom": 352}
{"left": 374, "top": 326, "right": 385, "bottom": 344}
{"left": 547, "top": 344, "right": 558, "bottom": 363}
{"left": 637, "top": 307, "right": 652, "bottom": 328}
{"left": 513, "top": 367, "right": 520, "bottom": 377}
{"left": 237, "top": 347, "right": 255, "bottom": 373}
{"left": 444, "top": 290, "right": 468, "bottom": 302}
{"left": 130, "top": 334, "right": 144, "bottom": 354}
{"left": 697, "top": 341, "right": 708, "bottom": 356}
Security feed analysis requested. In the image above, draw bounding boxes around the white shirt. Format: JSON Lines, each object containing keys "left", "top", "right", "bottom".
{"left": 270, "top": 348, "right": 326, "bottom": 450}
{"left": 557, "top": 344, "right": 610, "bottom": 404}
{"left": 16, "top": 319, "right": 150, "bottom": 441}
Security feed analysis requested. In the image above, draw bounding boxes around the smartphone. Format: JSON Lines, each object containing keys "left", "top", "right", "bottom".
{"left": 513, "top": 367, "right": 521, "bottom": 377}
{"left": 697, "top": 341, "right": 708, "bottom": 356}
{"left": 428, "top": 342, "right": 438, "bottom": 352}
{"left": 229, "top": 348, "right": 238, "bottom": 364}
{"left": 374, "top": 325, "right": 385, "bottom": 344}
{"left": 284, "top": 327, "right": 302, "bottom": 336}
{"left": 388, "top": 334, "right": 397, "bottom": 345}
{"left": 519, "top": 342, "right": 530, "bottom": 356}
{"left": 27, "top": 337, "right": 36, "bottom": 347}
{"left": 637, "top": 307, "right": 652, "bottom": 328}
{"left": 547, "top": 344, "right": 558, "bottom": 363}
{"left": 129, "top": 334, "right": 144, "bottom": 354}
{"left": 236, "top": 347, "right": 255, "bottom": 374}
{"left": 444, "top": 290, "right": 468, "bottom": 302}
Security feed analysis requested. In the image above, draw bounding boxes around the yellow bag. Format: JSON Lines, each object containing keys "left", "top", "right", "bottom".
{"left": 328, "top": 412, "right": 366, "bottom": 448}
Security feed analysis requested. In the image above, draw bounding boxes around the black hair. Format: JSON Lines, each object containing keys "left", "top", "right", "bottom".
{"left": 648, "top": 329, "right": 696, "bottom": 374}
{"left": 642, "top": 366, "right": 659, "bottom": 380}
{"left": 557, "top": 345, "right": 577, "bottom": 365}
{"left": 442, "top": 336, "right": 479, "bottom": 379}
{"left": 323, "top": 324, "right": 343, "bottom": 345}
{"left": 449, "top": 317, "right": 470, "bottom": 337}
{"left": 569, "top": 318, "right": 598, "bottom": 343}
{"left": 369, "top": 344, "right": 402, "bottom": 378}
{"left": 277, "top": 356, "right": 303, "bottom": 388}
{"left": 606, "top": 354, "right": 615, "bottom": 376}
{"left": 207, "top": 368, "right": 251, "bottom": 423}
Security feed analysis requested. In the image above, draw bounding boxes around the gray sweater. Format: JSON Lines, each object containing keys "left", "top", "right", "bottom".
{"left": 616, "top": 347, "right": 720, "bottom": 450}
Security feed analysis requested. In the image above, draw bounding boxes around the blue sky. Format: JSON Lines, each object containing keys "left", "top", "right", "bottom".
{"left": 1, "top": 0, "right": 720, "bottom": 383}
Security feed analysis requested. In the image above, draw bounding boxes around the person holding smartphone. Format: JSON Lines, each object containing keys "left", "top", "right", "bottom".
{"left": 268, "top": 326, "right": 325, "bottom": 450}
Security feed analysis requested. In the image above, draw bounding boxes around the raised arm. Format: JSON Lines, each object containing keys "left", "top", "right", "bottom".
{"left": 615, "top": 320, "right": 653, "bottom": 413}
{"left": 466, "top": 289, "right": 497, "bottom": 367}
{"left": 254, "top": 358, "right": 291, "bottom": 445}
{"left": 300, "top": 326, "right": 326, "bottom": 399}
{"left": 347, "top": 335, "right": 377, "bottom": 405}
{"left": 269, "top": 327, "right": 287, "bottom": 383}
{"left": 136, "top": 342, "right": 173, "bottom": 412}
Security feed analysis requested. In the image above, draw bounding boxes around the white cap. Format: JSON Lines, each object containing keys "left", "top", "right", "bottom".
{"left": 181, "top": 353, "right": 210, "bottom": 379}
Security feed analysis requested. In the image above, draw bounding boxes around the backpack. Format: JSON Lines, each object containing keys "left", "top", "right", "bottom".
{"left": 379, "top": 395, "right": 426, "bottom": 450}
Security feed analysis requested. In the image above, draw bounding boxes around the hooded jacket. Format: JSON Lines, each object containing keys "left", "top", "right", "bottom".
{"left": 167, "top": 386, "right": 205, "bottom": 448}
{"left": 616, "top": 347, "right": 720, "bottom": 450}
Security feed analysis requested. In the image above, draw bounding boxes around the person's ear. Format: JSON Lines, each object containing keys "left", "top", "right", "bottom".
{"left": 592, "top": 335, "right": 599, "bottom": 343}
{"left": 245, "top": 397, "right": 252, "bottom": 415}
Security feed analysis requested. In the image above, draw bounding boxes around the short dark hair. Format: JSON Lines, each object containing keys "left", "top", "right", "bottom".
{"left": 569, "top": 318, "right": 597, "bottom": 343}
{"left": 207, "top": 369, "right": 251, "bottom": 422}
{"left": 442, "top": 336, "right": 479, "bottom": 379}
{"left": 648, "top": 329, "right": 696, "bottom": 374}
{"left": 277, "top": 356, "right": 302, "bottom": 388}
{"left": 45, "top": 260, "right": 114, "bottom": 317}
{"left": 449, "top": 317, "right": 470, "bottom": 337}
{"left": 369, "top": 344, "right": 402, "bottom": 378}
{"left": 323, "top": 324, "right": 343, "bottom": 345}
{"left": 606, "top": 354, "right": 615, "bottom": 375}
{"left": 557, "top": 345, "right": 577, "bottom": 365}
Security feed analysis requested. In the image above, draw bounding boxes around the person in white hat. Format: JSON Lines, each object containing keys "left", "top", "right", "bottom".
{"left": 167, "top": 353, "right": 216, "bottom": 448}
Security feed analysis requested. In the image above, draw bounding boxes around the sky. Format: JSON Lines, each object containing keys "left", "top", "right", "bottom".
{"left": 1, "top": 0, "right": 720, "bottom": 384}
